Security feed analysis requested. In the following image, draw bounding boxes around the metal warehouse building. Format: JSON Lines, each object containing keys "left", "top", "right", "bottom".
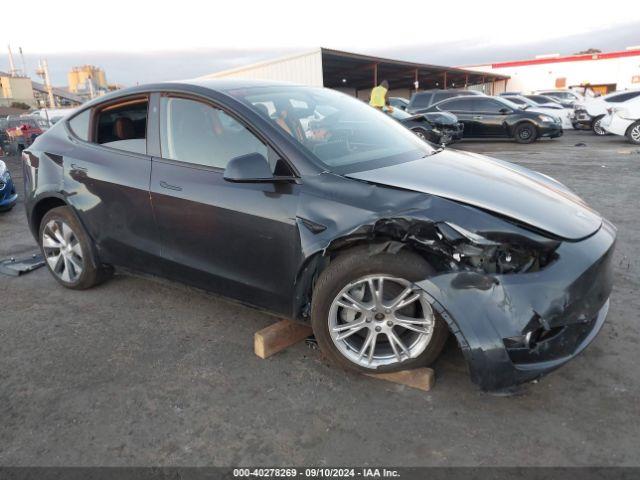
{"left": 463, "top": 46, "right": 640, "bottom": 95}
{"left": 201, "top": 48, "right": 508, "bottom": 100}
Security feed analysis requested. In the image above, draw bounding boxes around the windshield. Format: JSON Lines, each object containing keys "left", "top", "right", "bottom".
{"left": 229, "top": 86, "right": 435, "bottom": 173}
{"left": 495, "top": 97, "right": 523, "bottom": 110}
{"left": 508, "top": 96, "right": 538, "bottom": 107}
{"left": 384, "top": 106, "right": 412, "bottom": 120}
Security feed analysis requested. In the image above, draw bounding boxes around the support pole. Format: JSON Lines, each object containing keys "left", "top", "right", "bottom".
{"left": 373, "top": 63, "right": 378, "bottom": 87}
{"left": 443, "top": 71, "right": 447, "bottom": 89}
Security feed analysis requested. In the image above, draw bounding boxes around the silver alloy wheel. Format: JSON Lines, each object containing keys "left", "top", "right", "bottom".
{"left": 631, "top": 125, "right": 640, "bottom": 142}
{"left": 328, "top": 275, "right": 435, "bottom": 368}
{"left": 593, "top": 118, "right": 606, "bottom": 135}
{"left": 42, "top": 219, "right": 84, "bottom": 283}
{"left": 414, "top": 130, "right": 427, "bottom": 140}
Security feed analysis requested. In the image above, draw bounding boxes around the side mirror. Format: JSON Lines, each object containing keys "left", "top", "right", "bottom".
{"left": 224, "top": 152, "right": 274, "bottom": 182}
{"left": 499, "top": 108, "right": 511, "bottom": 115}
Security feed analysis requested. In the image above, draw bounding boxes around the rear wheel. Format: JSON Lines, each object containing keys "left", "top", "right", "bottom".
{"left": 626, "top": 121, "right": 640, "bottom": 145}
{"left": 513, "top": 123, "right": 538, "bottom": 144}
{"left": 311, "top": 247, "right": 449, "bottom": 373}
{"left": 39, "top": 206, "right": 111, "bottom": 289}
{"left": 592, "top": 115, "right": 607, "bottom": 136}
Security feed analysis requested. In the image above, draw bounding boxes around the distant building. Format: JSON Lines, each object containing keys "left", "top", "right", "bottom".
{"left": 68, "top": 65, "right": 108, "bottom": 99}
{"left": 462, "top": 46, "right": 640, "bottom": 95}
{"left": 0, "top": 72, "right": 36, "bottom": 107}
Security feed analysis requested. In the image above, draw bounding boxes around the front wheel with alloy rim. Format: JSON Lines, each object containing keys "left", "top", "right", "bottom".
{"left": 592, "top": 116, "right": 607, "bottom": 136}
{"left": 39, "top": 206, "right": 111, "bottom": 289}
{"left": 626, "top": 121, "right": 640, "bottom": 145}
{"left": 513, "top": 122, "right": 538, "bottom": 144}
{"left": 311, "top": 247, "right": 449, "bottom": 373}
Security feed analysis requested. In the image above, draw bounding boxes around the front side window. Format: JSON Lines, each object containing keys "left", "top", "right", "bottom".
{"left": 95, "top": 99, "right": 148, "bottom": 154}
{"left": 476, "top": 98, "right": 515, "bottom": 113}
{"left": 160, "top": 96, "right": 268, "bottom": 170}
{"left": 230, "top": 86, "right": 435, "bottom": 174}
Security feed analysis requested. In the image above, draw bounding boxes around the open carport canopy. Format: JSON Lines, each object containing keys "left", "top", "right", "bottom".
{"left": 320, "top": 48, "right": 508, "bottom": 91}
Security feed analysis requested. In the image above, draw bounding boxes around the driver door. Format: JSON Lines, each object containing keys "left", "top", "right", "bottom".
{"left": 472, "top": 98, "right": 511, "bottom": 137}
{"left": 149, "top": 94, "right": 301, "bottom": 315}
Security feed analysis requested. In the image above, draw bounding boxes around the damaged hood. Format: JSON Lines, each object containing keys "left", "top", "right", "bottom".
{"left": 346, "top": 149, "right": 602, "bottom": 240}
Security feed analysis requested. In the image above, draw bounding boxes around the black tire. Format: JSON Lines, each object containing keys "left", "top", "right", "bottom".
{"left": 625, "top": 121, "right": 640, "bottom": 145}
{"left": 311, "top": 246, "right": 449, "bottom": 374}
{"left": 592, "top": 115, "right": 607, "bottom": 136}
{"left": 38, "top": 206, "right": 111, "bottom": 289}
{"left": 411, "top": 127, "right": 430, "bottom": 142}
{"left": 513, "top": 122, "right": 538, "bottom": 144}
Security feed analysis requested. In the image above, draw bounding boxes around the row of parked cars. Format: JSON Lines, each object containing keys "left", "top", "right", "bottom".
{"left": 0, "top": 109, "right": 76, "bottom": 212}
{"left": 389, "top": 87, "right": 640, "bottom": 145}
{"left": 0, "top": 108, "right": 77, "bottom": 156}
{"left": 388, "top": 89, "right": 568, "bottom": 144}
{"left": 573, "top": 90, "right": 640, "bottom": 144}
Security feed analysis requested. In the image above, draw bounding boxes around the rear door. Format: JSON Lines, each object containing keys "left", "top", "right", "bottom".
{"left": 434, "top": 97, "right": 477, "bottom": 135}
{"left": 63, "top": 95, "right": 162, "bottom": 271}
{"left": 149, "top": 94, "right": 301, "bottom": 315}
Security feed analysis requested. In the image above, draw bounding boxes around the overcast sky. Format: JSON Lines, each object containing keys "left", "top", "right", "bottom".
{"left": 2, "top": 0, "right": 639, "bottom": 86}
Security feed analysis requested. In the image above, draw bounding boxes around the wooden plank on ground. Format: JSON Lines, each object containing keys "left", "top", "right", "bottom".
{"left": 365, "top": 368, "right": 435, "bottom": 391}
{"left": 254, "top": 319, "right": 313, "bottom": 359}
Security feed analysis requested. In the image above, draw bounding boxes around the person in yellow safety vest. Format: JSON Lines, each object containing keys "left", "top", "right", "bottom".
{"left": 369, "top": 80, "right": 391, "bottom": 110}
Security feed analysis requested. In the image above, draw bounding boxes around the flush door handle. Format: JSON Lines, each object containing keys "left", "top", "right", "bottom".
{"left": 159, "top": 180, "right": 182, "bottom": 191}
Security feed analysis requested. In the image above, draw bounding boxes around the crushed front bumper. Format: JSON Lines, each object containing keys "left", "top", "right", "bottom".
{"left": 415, "top": 220, "right": 616, "bottom": 391}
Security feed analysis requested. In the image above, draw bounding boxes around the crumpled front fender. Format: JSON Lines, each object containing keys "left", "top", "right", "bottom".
{"left": 414, "top": 220, "right": 616, "bottom": 391}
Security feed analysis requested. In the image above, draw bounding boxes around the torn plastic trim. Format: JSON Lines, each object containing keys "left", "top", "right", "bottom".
{"left": 411, "top": 220, "right": 615, "bottom": 390}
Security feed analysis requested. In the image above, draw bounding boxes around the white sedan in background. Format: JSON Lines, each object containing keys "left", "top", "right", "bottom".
{"left": 574, "top": 90, "right": 640, "bottom": 135}
{"left": 501, "top": 95, "right": 574, "bottom": 129}
{"left": 601, "top": 95, "right": 640, "bottom": 144}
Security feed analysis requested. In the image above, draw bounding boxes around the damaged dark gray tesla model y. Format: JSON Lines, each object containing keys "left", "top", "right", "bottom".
{"left": 22, "top": 80, "right": 615, "bottom": 391}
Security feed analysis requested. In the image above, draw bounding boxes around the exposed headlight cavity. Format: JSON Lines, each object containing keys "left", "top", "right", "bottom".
{"left": 440, "top": 222, "right": 552, "bottom": 274}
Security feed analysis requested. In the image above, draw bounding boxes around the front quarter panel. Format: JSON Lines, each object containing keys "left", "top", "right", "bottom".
{"left": 415, "top": 220, "right": 616, "bottom": 390}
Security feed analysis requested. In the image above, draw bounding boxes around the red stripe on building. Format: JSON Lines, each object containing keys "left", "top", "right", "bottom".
{"left": 487, "top": 49, "right": 640, "bottom": 69}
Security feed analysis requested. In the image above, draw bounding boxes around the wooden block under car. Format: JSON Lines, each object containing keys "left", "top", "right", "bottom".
{"left": 365, "top": 368, "right": 435, "bottom": 391}
{"left": 254, "top": 319, "right": 313, "bottom": 359}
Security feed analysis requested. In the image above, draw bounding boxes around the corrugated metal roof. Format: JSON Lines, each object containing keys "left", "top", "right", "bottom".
{"left": 203, "top": 47, "right": 508, "bottom": 91}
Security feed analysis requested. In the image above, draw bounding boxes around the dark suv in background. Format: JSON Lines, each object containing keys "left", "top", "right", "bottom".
{"left": 407, "top": 89, "right": 484, "bottom": 114}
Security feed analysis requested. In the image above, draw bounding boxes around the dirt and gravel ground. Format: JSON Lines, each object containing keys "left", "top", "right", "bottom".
{"left": 0, "top": 131, "right": 638, "bottom": 466}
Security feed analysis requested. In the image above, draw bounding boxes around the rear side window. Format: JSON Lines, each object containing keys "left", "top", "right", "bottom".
{"left": 410, "top": 93, "right": 433, "bottom": 109}
{"left": 68, "top": 109, "right": 91, "bottom": 141}
{"left": 159, "top": 96, "right": 268, "bottom": 170}
{"left": 607, "top": 91, "right": 640, "bottom": 103}
{"left": 433, "top": 92, "right": 460, "bottom": 104}
{"left": 95, "top": 99, "right": 148, "bottom": 154}
{"left": 436, "top": 97, "right": 476, "bottom": 112}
